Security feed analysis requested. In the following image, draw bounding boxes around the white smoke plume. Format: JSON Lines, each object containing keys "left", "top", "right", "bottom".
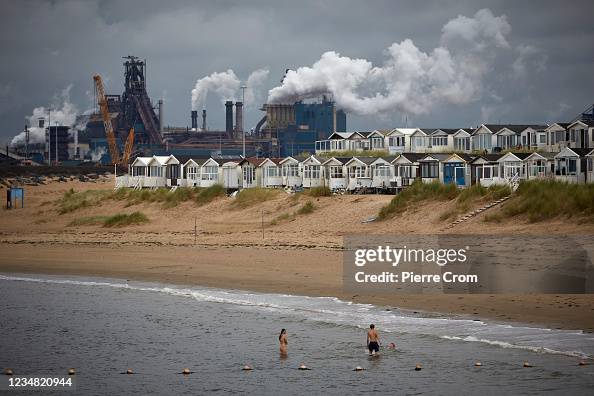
{"left": 267, "top": 9, "right": 530, "bottom": 116}
{"left": 10, "top": 85, "right": 79, "bottom": 147}
{"left": 191, "top": 68, "right": 269, "bottom": 110}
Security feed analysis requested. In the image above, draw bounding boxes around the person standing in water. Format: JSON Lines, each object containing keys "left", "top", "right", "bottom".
{"left": 367, "top": 324, "right": 380, "bottom": 355}
{"left": 279, "top": 329, "right": 288, "bottom": 356}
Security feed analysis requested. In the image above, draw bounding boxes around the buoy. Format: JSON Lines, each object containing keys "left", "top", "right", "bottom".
{"left": 182, "top": 368, "right": 191, "bottom": 375}
{"left": 353, "top": 366, "right": 365, "bottom": 371}
{"left": 4, "top": 369, "right": 13, "bottom": 376}
{"left": 68, "top": 368, "right": 76, "bottom": 375}
{"left": 523, "top": 362, "right": 532, "bottom": 368}
{"left": 578, "top": 360, "right": 588, "bottom": 366}
{"left": 414, "top": 364, "right": 422, "bottom": 371}
{"left": 298, "top": 363, "right": 311, "bottom": 371}
{"left": 126, "top": 369, "right": 133, "bottom": 375}
{"left": 475, "top": 362, "right": 482, "bottom": 367}
{"left": 242, "top": 365, "right": 253, "bottom": 371}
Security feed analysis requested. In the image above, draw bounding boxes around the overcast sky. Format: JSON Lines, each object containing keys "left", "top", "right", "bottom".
{"left": 2, "top": 0, "right": 594, "bottom": 145}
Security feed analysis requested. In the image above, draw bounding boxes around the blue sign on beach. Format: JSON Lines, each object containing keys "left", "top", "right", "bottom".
{"left": 6, "top": 187, "right": 24, "bottom": 209}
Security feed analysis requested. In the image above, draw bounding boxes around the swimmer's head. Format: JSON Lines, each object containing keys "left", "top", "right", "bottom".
{"left": 370, "top": 324, "right": 375, "bottom": 329}
{"left": 279, "top": 328, "right": 286, "bottom": 340}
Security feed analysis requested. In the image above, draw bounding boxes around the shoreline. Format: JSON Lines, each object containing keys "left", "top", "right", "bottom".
{"left": 1, "top": 242, "right": 593, "bottom": 333}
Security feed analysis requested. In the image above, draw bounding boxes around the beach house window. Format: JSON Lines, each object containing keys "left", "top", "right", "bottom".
{"left": 283, "top": 164, "right": 299, "bottom": 177}
{"left": 454, "top": 137, "right": 470, "bottom": 151}
{"left": 202, "top": 165, "right": 218, "bottom": 181}
{"left": 432, "top": 136, "right": 448, "bottom": 147}
{"left": 476, "top": 133, "right": 492, "bottom": 150}
{"left": 412, "top": 136, "right": 425, "bottom": 149}
{"left": 243, "top": 166, "right": 256, "bottom": 183}
{"left": 150, "top": 166, "right": 163, "bottom": 178}
{"left": 304, "top": 165, "right": 320, "bottom": 179}
{"left": 421, "top": 162, "right": 438, "bottom": 178}
{"left": 389, "top": 136, "right": 404, "bottom": 147}
{"left": 371, "top": 137, "right": 384, "bottom": 149}
{"left": 503, "top": 161, "right": 523, "bottom": 179}
{"left": 132, "top": 166, "right": 145, "bottom": 176}
{"left": 330, "top": 166, "right": 343, "bottom": 178}
{"left": 568, "top": 158, "right": 577, "bottom": 175}
{"left": 374, "top": 165, "right": 392, "bottom": 177}
{"left": 399, "top": 165, "right": 412, "bottom": 178}
{"left": 539, "top": 134, "right": 547, "bottom": 144}
{"left": 588, "top": 158, "right": 593, "bottom": 172}
{"left": 349, "top": 166, "right": 367, "bottom": 178}
{"left": 187, "top": 166, "right": 199, "bottom": 181}
{"left": 266, "top": 166, "right": 279, "bottom": 177}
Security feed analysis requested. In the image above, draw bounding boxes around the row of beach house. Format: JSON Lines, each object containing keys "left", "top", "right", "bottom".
{"left": 116, "top": 146, "right": 594, "bottom": 192}
{"left": 313, "top": 121, "right": 594, "bottom": 155}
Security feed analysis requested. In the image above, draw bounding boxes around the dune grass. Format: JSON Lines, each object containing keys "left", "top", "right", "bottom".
{"left": 195, "top": 184, "right": 226, "bottom": 206}
{"left": 68, "top": 211, "right": 149, "bottom": 227}
{"left": 57, "top": 188, "right": 112, "bottom": 214}
{"left": 378, "top": 180, "right": 458, "bottom": 220}
{"left": 306, "top": 186, "right": 333, "bottom": 197}
{"left": 232, "top": 187, "right": 280, "bottom": 208}
{"left": 489, "top": 180, "right": 594, "bottom": 223}
{"left": 439, "top": 184, "right": 511, "bottom": 221}
{"left": 58, "top": 185, "right": 227, "bottom": 213}
{"left": 297, "top": 201, "right": 316, "bottom": 215}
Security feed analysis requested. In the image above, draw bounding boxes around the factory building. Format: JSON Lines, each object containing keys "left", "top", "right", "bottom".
{"left": 257, "top": 97, "right": 347, "bottom": 156}
{"left": 45, "top": 126, "right": 70, "bottom": 163}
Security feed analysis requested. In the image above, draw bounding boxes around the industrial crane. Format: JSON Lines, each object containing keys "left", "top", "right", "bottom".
{"left": 93, "top": 74, "right": 134, "bottom": 166}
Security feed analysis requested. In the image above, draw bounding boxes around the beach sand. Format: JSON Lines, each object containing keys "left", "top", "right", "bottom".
{"left": 1, "top": 178, "right": 593, "bottom": 332}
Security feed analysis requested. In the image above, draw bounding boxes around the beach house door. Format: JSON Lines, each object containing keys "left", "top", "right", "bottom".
{"left": 455, "top": 166, "right": 465, "bottom": 186}
{"left": 444, "top": 163, "right": 455, "bottom": 184}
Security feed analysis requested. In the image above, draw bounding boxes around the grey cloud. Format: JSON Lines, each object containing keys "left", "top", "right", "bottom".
{"left": 1, "top": 0, "right": 593, "bottom": 145}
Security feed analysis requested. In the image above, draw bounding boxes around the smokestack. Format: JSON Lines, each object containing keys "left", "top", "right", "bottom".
{"left": 74, "top": 129, "right": 78, "bottom": 160}
{"left": 202, "top": 109, "right": 207, "bottom": 131}
{"left": 158, "top": 99, "right": 164, "bottom": 132}
{"left": 235, "top": 102, "right": 243, "bottom": 134}
{"left": 225, "top": 101, "right": 234, "bottom": 133}
{"left": 191, "top": 110, "right": 198, "bottom": 130}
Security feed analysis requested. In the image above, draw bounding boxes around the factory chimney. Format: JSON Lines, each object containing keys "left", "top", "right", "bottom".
{"left": 191, "top": 110, "right": 198, "bottom": 130}
{"left": 235, "top": 102, "right": 243, "bottom": 135}
{"left": 158, "top": 99, "right": 164, "bottom": 132}
{"left": 225, "top": 101, "right": 234, "bottom": 134}
{"left": 202, "top": 109, "right": 207, "bottom": 131}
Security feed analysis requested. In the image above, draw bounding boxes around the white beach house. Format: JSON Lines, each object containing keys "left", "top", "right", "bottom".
{"left": 469, "top": 154, "right": 502, "bottom": 187}
{"left": 370, "top": 156, "right": 397, "bottom": 190}
{"left": 280, "top": 156, "right": 303, "bottom": 188}
{"left": 554, "top": 147, "right": 591, "bottom": 184}
{"left": 441, "top": 153, "right": 474, "bottom": 187}
{"left": 259, "top": 158, "right": 283, "bottom": 188}
{"left": 345, "top": 157, "right": 375, "bottom": 191}
{"left": 302, "top": 155, "right": 325, "bottom": 188}
{"left": 391, "top": 153, "right": 424, "bottom": 188}
{"left": 322, "top": 157, "right": 349, "bottom": 191}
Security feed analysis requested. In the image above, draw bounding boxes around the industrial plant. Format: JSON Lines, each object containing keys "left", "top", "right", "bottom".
{"left": 6, "top": 56, "right": 347, "bottom": 166}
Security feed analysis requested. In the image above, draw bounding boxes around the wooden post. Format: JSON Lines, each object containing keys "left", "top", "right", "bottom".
{"left": 261, "top": 210, "right": 264, "bottom": 240}
{"left": 194, "top": 217, "right": 197, "bottom": 245}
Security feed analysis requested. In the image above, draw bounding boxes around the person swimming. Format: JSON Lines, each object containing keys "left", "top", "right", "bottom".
{"left": 279, "top": 328, "right": 288, "bottom": 356}
{"left": 367, "top": 324, "right": 380, "bottom": 356}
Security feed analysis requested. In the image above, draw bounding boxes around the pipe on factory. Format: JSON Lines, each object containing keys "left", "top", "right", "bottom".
{"left": 158, "top": 99, "right": 164, "bottom": 132}
{"left": 191, "top": 110, "right": 198, "bottom": 130}
{"left": 202, "top": 109, "right": 207, "bottom": 131}
{"left": 225, "top": 101, "right": 234, "bottom": 133}
{"left": 235, "top": 102, "right": 243, "bottom": 134}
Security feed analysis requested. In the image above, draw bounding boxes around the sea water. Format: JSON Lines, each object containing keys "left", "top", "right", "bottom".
{"left": 1, "top": 273, "right": 593, "bottom": 395}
